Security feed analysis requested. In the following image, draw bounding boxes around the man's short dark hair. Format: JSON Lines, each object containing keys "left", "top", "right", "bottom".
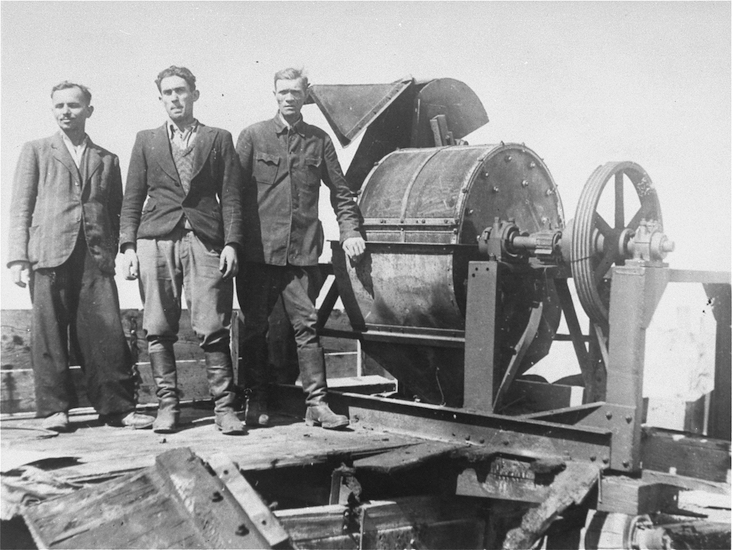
{"left": 51, "top": 81, "right": 92, "bottom": 104}
{"left": 155, "top": 66, "right": 197, "bottom": 92}
{"left": 274, "top": 68, "right": 309, "bottom": 92}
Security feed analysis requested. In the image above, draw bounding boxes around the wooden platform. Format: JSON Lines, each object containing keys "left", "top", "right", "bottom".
{"left": 1, "top": 401, "right": 420, "bottom": 485}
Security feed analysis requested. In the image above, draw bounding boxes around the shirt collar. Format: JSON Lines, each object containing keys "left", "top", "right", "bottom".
{"left": 275, "top": 113, "right": 305, "bottom": 136}
{"left": 60, "top": 131, "right": 89, "bottom": 149}
{"left": 168, "top": 118, "right": 199, "bottom": 139}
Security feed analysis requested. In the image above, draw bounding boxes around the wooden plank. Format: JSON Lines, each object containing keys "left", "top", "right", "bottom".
{"left": 154, "top": 448, "right": 276, "bottom": 548}
{"left": 326, "top": 375, "right": 396, "bottom": 394}
{"left": 23, "top": 468, "right": 204, "bottom": 549}
{"left": 596, "top": 476, "right": 680, "bottom": 515}
{"left": 641, "top": 469, "right": 731, "bottom": 494}
{"left": 206, "top": 453, "right": 290, "bottom": 548}
{"left": 353, "top": 441, "right": 466, "bottom": 474}
{"left": 641, "top": 427, "right": 731, "bottom": 483}
{"left": 1, "top": 408, "right": 423, "bottom": 483}
{"left": 22, "top": 448, "right": 283, "bottom": 549}
{"left": 275, "top": 504, "right": 349, "bottom": 544}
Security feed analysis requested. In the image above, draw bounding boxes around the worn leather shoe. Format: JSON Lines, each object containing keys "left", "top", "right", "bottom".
{"left": 215, "top": 411, "right": 246, "bottom": 435}
{"left": 305, "top": 404, "right": 349, "bottom": 430}
{"left": 41, "top": 412, "right": 70, "bottom": 432}
{"left": 102, "top": 411, "right": 154, "bottom": 429}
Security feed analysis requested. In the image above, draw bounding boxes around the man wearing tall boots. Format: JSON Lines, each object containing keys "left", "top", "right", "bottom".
{"left": 236, "top": 67, "right": 366, "bottom": 430}
{"left": 121, "top": 66, "right": 245, "bottom": 434}
{"left": 6, "top": 81, "right": 154, "bottom": 431}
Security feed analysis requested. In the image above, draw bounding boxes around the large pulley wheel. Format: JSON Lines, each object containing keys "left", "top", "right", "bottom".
{"left": 571, "top": 161, "right": 662, "bottom": 324}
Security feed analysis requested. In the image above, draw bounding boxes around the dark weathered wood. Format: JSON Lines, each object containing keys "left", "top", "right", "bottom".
{"left": 23, "top": 468, "right": 204, "bottom": 549}
{"left": 275, "top": 496, "right": 485, "bottom": 550}
{"left": 274, "top": 504, "right": 358, "bottom": 548}
{"left": 641, "top": 469, "right": 731, "bottom": 495}
{"left": 360, "top": 496, "right": 485, "bottom": 549}
{"left": 353, "top": 441, "right": 465, "bottom": 474}
{"left": 207, "top": 453, "right": 291, "bottom": 548}
{"left": 641, "top": 427, "right": 731, "bottom": 483}
{"left": 502, "top": 462, "right": 601, "bottom": 550}
{"left": 1, "top": 360, "right": 211, "bottom": 415}
{"left": 155, "top": 448, "right": 277, "bottom": 548}
{"left": 1, "top": 406, "right": 423, "bottom": 484}
{"left": 456, "top": 464, "right": 550, "bottom": 504}
{"left": 22, "top": 447, "right": 285, "bottom": 549}
{"left": 596, "top": 476, "right": 680, "bottom": 515}
{"left": 0, "top": 309, "right": 209, "bottom": 415}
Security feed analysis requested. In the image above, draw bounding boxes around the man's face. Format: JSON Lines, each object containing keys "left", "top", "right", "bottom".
{"left": 159, "top": 75, "right": 199, "bottom": 123}
{"left": 274, "top": 78, "right": 306, "bottom": 120}
{"left": 52, "top": 87, "right": 93, "bottom": 133}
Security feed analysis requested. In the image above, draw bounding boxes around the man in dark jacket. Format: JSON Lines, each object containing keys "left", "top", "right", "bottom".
{"left": 7, "top": 81, "right": 154, "bottom": 431}
{"left": 236, "top": 67, "right": 365, "bottom": 430}
{"left": 120, "top": 66, "right": 245, "bottom": 435}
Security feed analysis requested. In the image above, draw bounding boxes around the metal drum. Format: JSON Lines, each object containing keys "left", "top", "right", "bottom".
{"left": 333, "top": 144, "right": 564, "bottom": 406}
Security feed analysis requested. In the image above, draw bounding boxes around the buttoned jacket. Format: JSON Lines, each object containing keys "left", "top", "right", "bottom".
{"left": 120, "top": 123, "right": 243, "bottom": 250}
{"left": 236, "top": 116, "right": 362, "bottom": 266}
{"left": 7, "top": 133, "right": 123, "bottom": 274}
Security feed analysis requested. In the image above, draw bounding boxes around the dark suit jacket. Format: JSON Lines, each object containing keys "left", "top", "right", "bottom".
{"left": 7, "top": 133, "right": 123, "bottom": 274}
{"left": 120, "top": 123, "right": 243, "bottom": 250}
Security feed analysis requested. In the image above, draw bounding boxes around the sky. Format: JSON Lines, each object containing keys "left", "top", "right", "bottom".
{"left": 1, "top": 1, "right": 730, "bottom": 312}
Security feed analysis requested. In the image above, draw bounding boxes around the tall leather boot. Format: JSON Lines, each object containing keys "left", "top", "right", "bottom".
{"left": 205, "top": 347, "right": 245, "bottom": 435}
{"left": 242, "top": 339, "right": 270, "bottom": 427}
{"left": 150, "top": 350, "right": 179, "bottom": 433}
{"left": 299, "top": 345, "right": 349, "bottom": 430}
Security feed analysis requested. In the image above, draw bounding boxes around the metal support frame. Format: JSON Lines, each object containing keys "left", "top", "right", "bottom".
{"left": 577, "top": 263, "right": 669, "bottom": 472}
{"left": 463, "top": 260, "right": 500, "bottom": 412}
{"left": 275, "top": 383, "right": 611, "bottom": 463}
{"left": 577, "top": 265, "right": 731, "bottom": 471}
{"left": 460, "top": 259, "right": 730, "bottom": 473}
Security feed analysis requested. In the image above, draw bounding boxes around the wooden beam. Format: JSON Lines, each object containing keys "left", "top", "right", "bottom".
{"left": 502, "top": 462, "right": 601, "bottom": 550}
{"left": 641, "top": 427, "right": 731, "bottom": 483}
{"left": 353, "top": 441, "right": 466, "bottom": 474}
{"left": 596, "top": 476, "right": 680, "bottom": 515}
{"left": 206, "top": 453, "right": 291, "bottom": 548}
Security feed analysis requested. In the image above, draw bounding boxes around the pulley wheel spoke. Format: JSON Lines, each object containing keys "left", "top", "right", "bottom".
{"left": 595, "top": 214, "right": 613, "bottom": 238}
{"left": 614, "top": 172, "right": 624, "bottom": 228}
{"left": 627, "top": 205, "right": 648, "bottom": 230}
{"left": 594, "top": 249, "right": 618, "bottom": 286}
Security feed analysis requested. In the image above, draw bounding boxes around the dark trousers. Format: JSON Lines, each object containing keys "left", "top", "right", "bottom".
{"left": 235, "top": 263, "right": 322, "bottom": 376}
{"left": 30, "top": 235, "right": 136, "bottom": 417}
